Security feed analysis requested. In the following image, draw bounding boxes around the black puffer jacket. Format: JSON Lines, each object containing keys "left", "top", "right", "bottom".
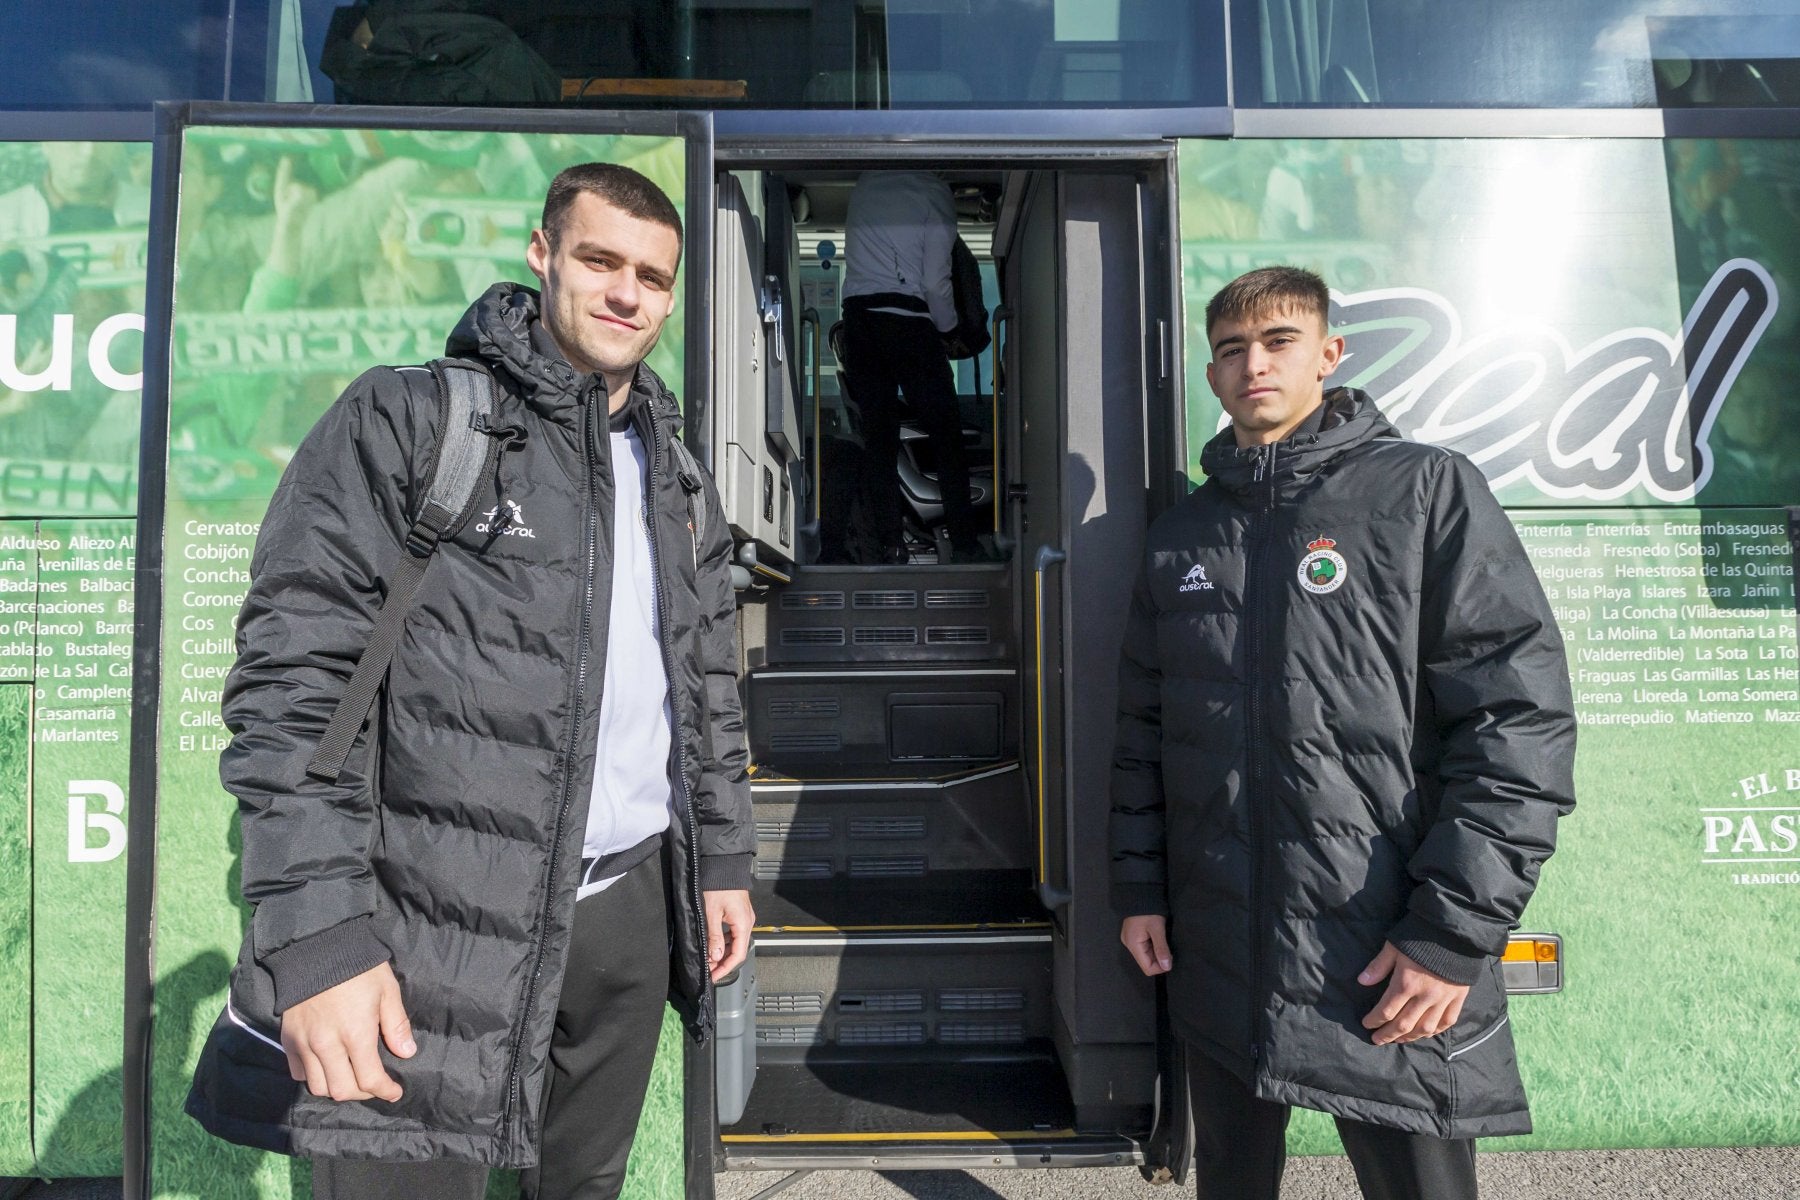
{"left": 1109, "top": 388, "right": 1575, "bottom": 1138}
{"left": 187, "top": 283, "right": 752, "bottom": 1165}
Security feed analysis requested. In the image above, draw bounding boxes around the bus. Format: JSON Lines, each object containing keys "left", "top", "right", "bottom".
{"left": 0, "top": 2, "right": 1796, "bottom": 1198}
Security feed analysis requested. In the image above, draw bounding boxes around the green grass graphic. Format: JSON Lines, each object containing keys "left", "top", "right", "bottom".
{"left": 0, "top": 684, "right": 33, "bottom": 1174}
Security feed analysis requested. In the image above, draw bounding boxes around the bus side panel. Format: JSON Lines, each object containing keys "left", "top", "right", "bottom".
{"left": 1, "top": 135, "right": 152, "bottom": 1176}
{"left": 1177, "top": 135, "right": 1800, "bottom": 1152}
{"left": 0, "top": 672, "right": 33, "bottom": 1175}
{"left": 32, "top": 517, "right": 136, "bottom": 1175}
{"left": 1501, "top": 506, "right": 1798, "bottom": 1151}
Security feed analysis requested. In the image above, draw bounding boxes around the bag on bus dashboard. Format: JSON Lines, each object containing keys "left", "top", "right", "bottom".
{"left": 320, "top": 1, "right": 560, "bottom": 105}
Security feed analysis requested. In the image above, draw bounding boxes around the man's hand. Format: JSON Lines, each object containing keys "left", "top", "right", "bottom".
{"left": 279, "top": 961, "right": 415, "bottom": 1102}
{"left": 1358, "top": 942, "right": 1470, "bottom": 1046}
{"left": 1120, "top": 914, "right": 1173, "bottom": 977}
{"left": 704, "top": 889, "right": 755, "bottom": 983}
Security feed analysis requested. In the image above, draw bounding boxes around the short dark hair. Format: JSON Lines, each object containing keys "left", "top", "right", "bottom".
{"left": 541, "top": 162, "right": 684, "bottom": 256}
{"left": 1205, "top": 266, "right": 1329, "bottom": 339}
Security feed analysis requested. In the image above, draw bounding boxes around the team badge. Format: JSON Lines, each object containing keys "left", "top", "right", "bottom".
{"left": 1297, "top": 536, "right": 1347, "bottom": 595}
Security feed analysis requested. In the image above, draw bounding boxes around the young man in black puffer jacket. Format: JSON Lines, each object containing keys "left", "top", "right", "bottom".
{"left": 1111, "top": 266, "right": 1575, "bottom": 1200}
{"left": 188, "top": 163, "right": 754, "bottom": 1200}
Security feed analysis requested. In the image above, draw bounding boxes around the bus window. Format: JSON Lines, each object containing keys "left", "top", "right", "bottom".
{"left": 1231, "top": 0, "right": 1800, "bottom": 108}
{"left": 298, "top": 0, "right": 1227, "bottom": 109}
{"left": 0, "top": 0, "right": 334, "bottom": 109}
{"left": 0, "top": 1, "right": 234, "bottom": 109}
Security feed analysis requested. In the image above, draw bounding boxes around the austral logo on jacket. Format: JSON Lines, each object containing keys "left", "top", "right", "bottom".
{"left": 476, "top": 499, "right": 537, "bottom": 538}
{"left": 1179, "top": 563, "right": 1216, "bottom": 593}
{"left": 1298, "top": 537, "right": 1347, "bottom": 595}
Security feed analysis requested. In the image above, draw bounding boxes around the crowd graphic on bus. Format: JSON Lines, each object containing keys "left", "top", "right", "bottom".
{"left": 0, "top": 141, "right": 150, "bottom": 504}
{"left": 154, "top": 128, "right": 685, "bottom": 504}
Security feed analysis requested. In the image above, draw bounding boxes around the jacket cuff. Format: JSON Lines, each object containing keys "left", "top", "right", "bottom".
{"left": 1110, "top": 883, "right": 1170, "bottom": 919}
{"left": 699, "top": 852, "right": 753, "bottom": 892}
{"left": 261, "top": 915, "right": 391, "bottom": 1014}
{"left": 1388, "top": 913, "right": 1489, "bottom": 987}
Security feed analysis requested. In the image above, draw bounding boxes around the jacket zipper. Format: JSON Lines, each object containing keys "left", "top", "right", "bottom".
{"left": 502, "top": 384, "right": 603, "bottom": 1149}
{"left": 1244, "top": 441, "right": 1276, "bottom": 1078}
{"left": 645, "top": 405, "right": 714, "bottom": 1036}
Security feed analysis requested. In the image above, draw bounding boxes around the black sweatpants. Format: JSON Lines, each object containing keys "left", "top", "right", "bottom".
{"left": 840, "top": 307, "right": 980, "bottom": 556}
{"left": 311, "top": 849, "right": 673, "bottom": 1200}
{"left": 1188, "top": 1047, "right": 1478, "bottom": 1200}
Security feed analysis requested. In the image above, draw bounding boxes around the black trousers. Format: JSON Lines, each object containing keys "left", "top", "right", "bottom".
{"left": 312, "top": 849, "right": 673, "bottom": 1200}
{"left": 840, "top": 308, "right": 980, "bottom": 556}
{"left": 1188, "top": 1047, "right": 1478, "bottom": 1200}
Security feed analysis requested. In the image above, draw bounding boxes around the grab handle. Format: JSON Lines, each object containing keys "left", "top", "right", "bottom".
{"left": 1033, "top": 543, "right": 1071, "bottom": 911}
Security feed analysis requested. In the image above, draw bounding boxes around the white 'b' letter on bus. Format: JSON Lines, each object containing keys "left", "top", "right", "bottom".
{"left": 68, "top": 780, "right": 126, "bottom": 863}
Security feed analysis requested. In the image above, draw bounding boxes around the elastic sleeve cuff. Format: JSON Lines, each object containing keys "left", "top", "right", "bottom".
{"left": 1388, "top": 913, "right": 1489, "bottom": 987}
{"left": 699, "top": 852, "right": 753, "bottom": 892}
{"left": 261, "top": 915, "right": 391, "bottom": 1014}
{"left": 1110, "top": 883, "right": 1170, "bottom": 919}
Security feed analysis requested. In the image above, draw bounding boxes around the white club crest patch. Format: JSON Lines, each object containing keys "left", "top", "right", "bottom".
{"left": 1297, "top": 537, "right": 1347, "bottom": 595}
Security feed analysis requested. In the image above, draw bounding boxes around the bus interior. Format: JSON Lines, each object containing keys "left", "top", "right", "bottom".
{"left": 702, "top": 153, "right": 1184, "bottom": 1170}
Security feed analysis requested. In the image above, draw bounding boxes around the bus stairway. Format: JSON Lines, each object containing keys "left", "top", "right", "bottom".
{"left": 723, "top": 562, "right": 1123, "bottom": 1164}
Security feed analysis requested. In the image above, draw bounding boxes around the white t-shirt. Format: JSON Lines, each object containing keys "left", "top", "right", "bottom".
{"left": 579, "top": 418, "right": 677, "bottom": 898}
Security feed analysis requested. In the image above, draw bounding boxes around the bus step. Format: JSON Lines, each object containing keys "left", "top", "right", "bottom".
{"left": 721, "top": 1046, "right": 1073, "bottom": 1145}
{"left": 750, "top": 869, "right": 1042, "bottom": 930}
{"left": 748, "top": 669, "right": 1018, "bottom": 776}
{"left": 765, "top": 563, "right": 1014, "bottom": 666}
{"left": 748, "top": 928, "right": 1053, "bottom": 1051}
{"left": 748, "top": 762, "right": 1032, "bottom": 926}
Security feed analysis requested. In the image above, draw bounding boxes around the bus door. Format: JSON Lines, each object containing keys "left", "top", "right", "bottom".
{"left": 1001, "top": 160, "right": 1186, "bottom": 1155}
{"left": 131, "top": 104, "right": 716, "bottom": 1200}
{"left": 698, "top": 145, "right": 1186, "bottom": 1187}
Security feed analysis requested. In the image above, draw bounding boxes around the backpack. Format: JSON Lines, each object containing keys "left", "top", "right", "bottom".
{"left": 305, "top": 359, "right": 710, "bottom": 783}
{"left": 941, "top": 235, "right": 991, "bottom": 361}
{"left": 320, "top": 1, "right": 561, "bottom": 106}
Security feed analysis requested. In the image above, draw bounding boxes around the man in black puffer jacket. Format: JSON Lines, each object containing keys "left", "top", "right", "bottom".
{"left": 1111, "top": 267, "right": 1575, "bottom": 1200}
{"left": 187, "top": 163, "right": 754, "bottom": 1200}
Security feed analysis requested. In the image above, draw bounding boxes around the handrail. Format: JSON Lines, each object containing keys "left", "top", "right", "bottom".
{"left": 801, "top": 307, "right": 822, "bottom": 523}
{"left": 1033, "top": 542, "right": 1070, "bottom": 911}
{"left": 990, "top": 305, "right": 1010, "bottom": 534}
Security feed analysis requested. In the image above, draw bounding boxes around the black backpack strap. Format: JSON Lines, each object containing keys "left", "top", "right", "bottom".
{"left": 306, "top": 359, "right": 510, "bottom": 783}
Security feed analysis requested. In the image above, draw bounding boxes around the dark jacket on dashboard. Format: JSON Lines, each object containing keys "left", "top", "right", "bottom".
{"left": 1109, "top": 387, "right": 1575, "bottom": 1138}
{"left": 186, "top": 282, "right": 752, "bottom": 1166}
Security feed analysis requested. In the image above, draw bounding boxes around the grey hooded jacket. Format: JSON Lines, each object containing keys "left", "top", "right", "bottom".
{"left": 1109, "top": 387, "right": 1575, "bottom": 1138}
{"left": 186, "top": 282, "right": 752, "bottom": 1165}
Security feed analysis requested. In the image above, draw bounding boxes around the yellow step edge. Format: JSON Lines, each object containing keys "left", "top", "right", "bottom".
{"left": 723, "top": 1129, "right": 1080, "bottom": 1144}
{"left": 752, "top": 922, "right": 1053, "bottom": 934}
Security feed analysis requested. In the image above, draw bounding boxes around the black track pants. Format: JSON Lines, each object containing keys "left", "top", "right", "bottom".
{"left": 1187, "top": 1047, "right": 1478, "bottom": 1200}
{"left": 312, "top": 850, "right": 672, "bottom": 1200}
{"left": 840, "top": 308, "right": 979, "bottom": 555}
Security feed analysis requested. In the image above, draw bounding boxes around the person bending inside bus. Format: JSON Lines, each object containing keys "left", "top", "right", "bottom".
{"left": 839, "top": 169, "right": 983, "bottom": 563}
{"left": 1109, "top": 266, "right": 1576, "bottom": 1200}
{"left": 185, "top": 162, "right": 754, "bottom": 1200}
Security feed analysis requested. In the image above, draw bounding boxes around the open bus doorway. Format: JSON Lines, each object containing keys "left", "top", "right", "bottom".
{"left": 699, "top": 148, "right": 1187, "bottom": 1187}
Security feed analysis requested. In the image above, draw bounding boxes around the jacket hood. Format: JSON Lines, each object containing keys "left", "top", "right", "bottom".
{"left": 1198, "top": 387, "right": 1399, "bottom": 495}
{"left": 444, "top": 281, "right": 679, "bottom": 428}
